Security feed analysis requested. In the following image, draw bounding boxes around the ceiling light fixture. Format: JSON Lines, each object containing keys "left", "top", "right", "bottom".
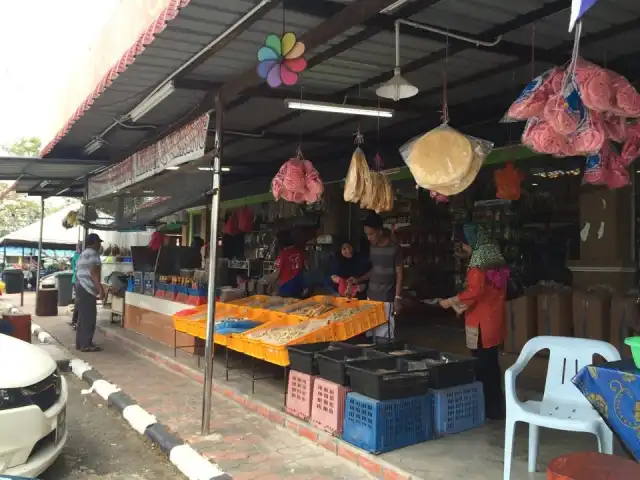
{"left": 376, "top": 20, "right": 418, "bottom": 101}
{"left": 143, "top": 190, "right": 154, "bottom": 194}
{"left": 129, "top": 82, "right": 175, "bottom": 122}
{"left": 198, "top": 166, "right": 231, "bottom": 172}
{"left": 165, "top": 166, "right": 180, "bottom": 170}
{"left": 84, "top": 138, "right": 103, "bottom": 155}
{"left": 284, "top": 99, "right": 393, "bottom": 118}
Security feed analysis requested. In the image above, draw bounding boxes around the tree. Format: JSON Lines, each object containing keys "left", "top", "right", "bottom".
{"left": 4, "top": 137, "right": 41, "bottom": 157}
{"left": 0, "top": 138, "right": 46, "bottom": 237}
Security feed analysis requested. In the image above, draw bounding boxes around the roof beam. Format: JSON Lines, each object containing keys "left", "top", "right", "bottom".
{"left": 244, "top": 0, "right": 569, "bottom": 135}
{"left": 215, "top": 0, "right": 427, "bottom": 103}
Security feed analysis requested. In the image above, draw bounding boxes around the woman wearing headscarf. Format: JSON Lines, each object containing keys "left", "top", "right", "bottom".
{"left": 440, "top": 225, "right": 510, "bottom": 420}
{"left": 331, "top": 242, "right": 369, "bottom": 299}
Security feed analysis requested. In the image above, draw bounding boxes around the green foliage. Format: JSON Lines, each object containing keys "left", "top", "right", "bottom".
{"left": 4, "top": 137, "right": 41, "bottom": 157}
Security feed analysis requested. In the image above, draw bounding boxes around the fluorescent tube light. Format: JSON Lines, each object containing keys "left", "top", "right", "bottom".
{"left": 129, "top": 82, "right": 175, "bottom": 121}
{"left": 165, "top": 166, "right": 180, "bottom": 170}
{"left": 84, "top": 138, "right": 103, "bottom": 155}
{"left": 284, "top": 99, "right": 394, "bottom": 118}
{"left": 198, "top": 166, "right": 231, "bottom": 172}
{"left": 380, "top": 0, "right": 410, "bottom": 14}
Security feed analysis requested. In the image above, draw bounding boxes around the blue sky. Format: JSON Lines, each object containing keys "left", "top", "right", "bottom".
{"left": 0, "top": 0, "right": 120, "bottom": 148}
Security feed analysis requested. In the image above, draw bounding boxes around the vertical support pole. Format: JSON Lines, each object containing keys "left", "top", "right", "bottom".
{"left": 201, "top": 97, "right": 224, "bottom": 435}
{"left": 20, "top": 246, "right": 24, "bottom": 307}
{"left": 35, "top": 197, "right": 45, "bottom": 307}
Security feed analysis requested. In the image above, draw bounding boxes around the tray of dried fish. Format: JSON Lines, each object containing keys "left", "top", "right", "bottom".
{"left": 329, "top": 301, "right": 388, "bottom": 340}
{"left": 239, "top": 317, "right": 336, "bottom": 366}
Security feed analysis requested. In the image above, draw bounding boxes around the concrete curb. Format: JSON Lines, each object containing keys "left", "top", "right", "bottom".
{"left": 31, "top": 323, "right": 232, "bottom": 480}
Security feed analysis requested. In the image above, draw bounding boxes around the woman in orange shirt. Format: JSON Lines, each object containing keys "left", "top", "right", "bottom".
{"left": 440, "top": 226, "right": 509, "bottom": 420}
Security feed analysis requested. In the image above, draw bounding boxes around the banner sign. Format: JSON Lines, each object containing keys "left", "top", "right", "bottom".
{"left": 88, "top": 113, "right": 209, "bottom": 200}
{"left": 569, "top": 0, "right": 599, "bottom": 31}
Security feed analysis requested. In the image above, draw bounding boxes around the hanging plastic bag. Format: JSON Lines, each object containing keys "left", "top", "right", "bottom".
{"left": 224, "top": 212, "right": 239, "bottom": 235}
{"left": 237, "top": 207, "right": 254, "bottom": 233}
{"left": 343, "top": 147, "right": 370, "bottom": 203}
{"left": 543, "top": 78, "right": 585, "bottom": 135}
{"left": 494, "top": 162, "right": 524, "bottom": 200}
{"left": 429, "top": 190, "right": 449, "bottom": 203}
{"left": 606, "top": 147, "right": 631, "bottom": 189}
{"left": 399, "top": 124, "right": 493, "bottom": 192}
{"left": 502, "top": 67, "right": 564, "bottom": 123}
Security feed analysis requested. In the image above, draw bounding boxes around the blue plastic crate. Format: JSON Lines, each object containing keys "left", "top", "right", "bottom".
{"left": 432, "top": 381, "right": 485, "bottom": 437}
{"left": 342, "top": 392, "right": 432, "bottom": 454}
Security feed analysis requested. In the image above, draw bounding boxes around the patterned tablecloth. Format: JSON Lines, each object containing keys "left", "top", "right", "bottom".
{"left": 572, "top": 360, "right": 640, "bottom": 460}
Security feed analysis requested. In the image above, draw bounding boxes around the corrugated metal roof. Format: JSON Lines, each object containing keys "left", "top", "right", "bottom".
{"left": 44, "top": 0, "right": 640, "bottom": 205}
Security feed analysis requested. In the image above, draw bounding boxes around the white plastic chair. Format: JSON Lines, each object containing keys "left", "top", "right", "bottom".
{"left": 503, "top": 336, "right": 621, "bottom": 480}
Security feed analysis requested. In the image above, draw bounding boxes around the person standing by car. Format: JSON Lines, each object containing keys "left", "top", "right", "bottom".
{"left": 75, "top": 234, "right": 104, "bottom": 352}
{"left": 68, "top": 241, "right": 82, "bottom": 330}
{"left": 349, "top": 213, "right": 403, "bottom": 342}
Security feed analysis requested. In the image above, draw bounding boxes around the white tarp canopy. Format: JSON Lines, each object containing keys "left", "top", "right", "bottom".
{"left": 0, "top": 204, "right": 81, "bottom": 249}
{"left": 0, "top": 202, "right": 152, "bottom": 251}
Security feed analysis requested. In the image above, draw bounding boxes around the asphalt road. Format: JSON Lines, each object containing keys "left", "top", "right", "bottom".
{"left": 40, "top": 373, "right": 180, "bottom": 480}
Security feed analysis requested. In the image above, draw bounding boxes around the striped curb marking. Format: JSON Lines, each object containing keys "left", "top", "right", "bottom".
{"left": 31, "top": 324, "right": 230, "bottom": 480}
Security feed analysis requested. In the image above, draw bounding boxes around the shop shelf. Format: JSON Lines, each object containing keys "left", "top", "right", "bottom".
{"left": 287, "top": 342, "right": 359, "bottom": 375}
{"left": 316, "top": 348, "right": 390, "bottom": 386}
{"left": 242, "top": 317, "right": 336, "bottom": 366}
{"left": 310, "top": 378, "right": 351, "bottom": 435}
{"left": 432, "top": 381, "right": 485, "bottom": 437}
{"left": 398, "top": 352, "right": 478, "bottom": 390}
{"left": 342, "top": 392, "right": 433, "bottom": 454}
{"left": 285, "top": 371, "right": 317, "bottom": 420}
{"left": 330, "top": 301, "right": 388, "bottom": 340}
{"left": 346, "top": 354, "right": 441, "bottom": 401}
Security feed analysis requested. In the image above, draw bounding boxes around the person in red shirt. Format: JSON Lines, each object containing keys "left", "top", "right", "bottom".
{"left": 274, "top": 230, "right": 306, "bottom": 297}
{"left": 440, "top": 226, "right": 510, "bottom": 420}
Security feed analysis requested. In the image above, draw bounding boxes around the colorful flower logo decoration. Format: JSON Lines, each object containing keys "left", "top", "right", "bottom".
{"left": 257, "top": 32, "right": 307, "bottom": 88}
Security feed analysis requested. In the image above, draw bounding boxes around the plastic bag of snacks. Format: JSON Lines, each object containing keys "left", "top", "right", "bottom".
{"left": 502, "top": 67, "right": 564, "bottom": 123}
{"left": 399, "top": 124, "right": 493, "bottom": 195}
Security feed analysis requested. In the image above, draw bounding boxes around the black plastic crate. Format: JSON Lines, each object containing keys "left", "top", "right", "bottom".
{"left": 345, "top": 357, "right": 435, "bottom": 400}
{"left": 370, "top": 342, "right": 440, "bottom": 358}
{"left": 316, "top": 348, "right": 391, "bottom": 386}
{"left": 398, "top": 352, "right": 478, "bottom": 390}
{"left": 286, "top": 342, "right": 358, "bottom": 375}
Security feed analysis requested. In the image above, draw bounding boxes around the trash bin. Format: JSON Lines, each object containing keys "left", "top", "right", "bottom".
{"left": 35, "top": 288, "right": 58, "bottom": 317}
{"left": 2, "top": 313, "right": 31, "bottom": 343}
{"left": 57, "top": 272, "right": 74, "bottom": 306}
{"left": 2, "top": 268, "right": 24, "bottom": 294}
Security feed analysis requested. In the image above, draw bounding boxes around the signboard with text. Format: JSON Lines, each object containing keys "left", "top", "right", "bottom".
{"left": 87, "top": 113, "right": 209, "bottom": 200}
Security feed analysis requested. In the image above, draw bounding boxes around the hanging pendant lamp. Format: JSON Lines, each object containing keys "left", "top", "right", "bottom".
{"left": 376, "top": 20, "right": 418, "bottom": 101}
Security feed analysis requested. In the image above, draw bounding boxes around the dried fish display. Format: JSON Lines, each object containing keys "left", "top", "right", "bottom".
{"left": 246, "top": 320, "right": 330, "bottom": 345}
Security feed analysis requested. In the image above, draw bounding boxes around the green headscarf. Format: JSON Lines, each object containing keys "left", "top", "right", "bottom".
{"left": 467, "top": 227, "right": 506, "bottom": 270}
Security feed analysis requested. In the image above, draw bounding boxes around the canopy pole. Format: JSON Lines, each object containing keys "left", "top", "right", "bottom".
{"left": 201, "top": 95, "right": 224, "bottom": 435}
{"left": 20, "top": 246, "right": 24, "bottom": 307}
{"left": 35, "top": 197, "right": 44, "bottom": 307}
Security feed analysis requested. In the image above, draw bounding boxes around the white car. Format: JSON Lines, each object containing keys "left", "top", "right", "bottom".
{"left": 0, "top": 334, "right": 67, "bottom": 477}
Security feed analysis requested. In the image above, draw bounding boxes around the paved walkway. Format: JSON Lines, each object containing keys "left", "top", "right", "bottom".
{"left": 17, "top": 295, "right": 371, "bottom": 480}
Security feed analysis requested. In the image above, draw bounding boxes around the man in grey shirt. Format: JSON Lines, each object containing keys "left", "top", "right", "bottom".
{"left": 75, "top": 233, "right": 104, "bottom": 352}
{"left": 350, "top": 213, "right": 403, "bottom": 340}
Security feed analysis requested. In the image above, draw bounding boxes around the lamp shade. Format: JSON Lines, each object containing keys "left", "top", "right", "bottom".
{"left": 376, "top": 68, "right": 419, "bottom": 101}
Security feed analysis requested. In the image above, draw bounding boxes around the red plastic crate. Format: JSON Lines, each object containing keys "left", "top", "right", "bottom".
{"left": 285, "top": 371, "right": 316, "bottom": 421}
{"left": 311, "top": 377, "right": 351, "bottom": 435}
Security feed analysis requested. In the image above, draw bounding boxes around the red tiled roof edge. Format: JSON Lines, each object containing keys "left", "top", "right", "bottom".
{"left": 40, "top": 0, "right": 192, "bottom": 157}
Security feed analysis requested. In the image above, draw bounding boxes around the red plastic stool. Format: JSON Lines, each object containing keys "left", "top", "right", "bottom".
{"left": 547, "top": 452, "right": 640, "bottom": 479}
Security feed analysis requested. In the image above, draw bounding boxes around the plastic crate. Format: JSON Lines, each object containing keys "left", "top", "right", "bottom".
{"left": 287, "top": 342, "right": 359, "bottom": 375}
{"left": 311, "top": 378, "right": 351, "bottom": 435}
{"left": 331, "top": 301, "right": 388, "bottom": 340}
{"left": 285, "top": 371, "right": 317, "bottom": 420}
{"left": 277, "top": 296, "right": 346, "bottom": 316}
{"left": 395, "top": 352, "right": 477, "bottom": 390}
{"left": 346, "top": 354, "right": 441, "bottom": 401}
{"left": 343, "top": 392, "right": 433, "bottom": 454}
{"left": 316, "top": 348, "right": 390, "bottom": 386}
{"left": 370, "top": 342, "right": 439, "bottom": 357}
{"left": 432, "top": 381, "right": 485, "bottom": 437}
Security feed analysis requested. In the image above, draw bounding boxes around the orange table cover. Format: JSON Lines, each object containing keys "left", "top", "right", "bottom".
{"left": 547, "top": 452, "right": 640, "bottom": 479}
